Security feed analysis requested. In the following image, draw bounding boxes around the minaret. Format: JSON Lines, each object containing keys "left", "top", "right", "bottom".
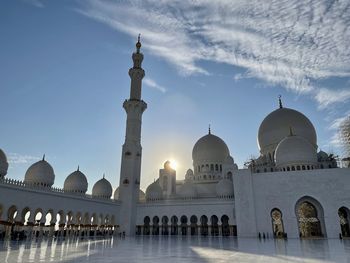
{"left": 118, "top": 35, "right": 147, "bottom": 236}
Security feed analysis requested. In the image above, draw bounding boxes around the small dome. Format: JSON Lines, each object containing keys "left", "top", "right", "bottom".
{"left": 164, "top": 160, "right": 171, "bottom": 170}
{"left": 185, "top": 169, "right": 194, "bottom": 180}
{"left": 178, "top": 180, "right": 197, "bottom": 199}
{"left": 192, "top": 132, "right": 230, "bottom": 163}
{"left": 258, "top": 107, "right": 317, "bottom": 155}
{"left": 275, "top": 135, "right": 317, "bottom": 168}
{"left": 64, "top": 168, "right": 88, "bottom": 194}
{"left": 145, "top": 181, "right": 163, "bottom": 200}
{"left": 24, "top": 157, "right": 55, "bottom": 187}
{"left": 0, "top": 148, "right": 9, "bottom": 177}
{"left": 92, "top": 177, "right": 112, "bottom": 199}
{"left": 114, "top": 187, "right": 146, "bottom": 201}
{"left": 317, "top": 151, "right": 328, "bottom": 161}
{"left": 216, "top": 178, "right": 234, "bottom": 197}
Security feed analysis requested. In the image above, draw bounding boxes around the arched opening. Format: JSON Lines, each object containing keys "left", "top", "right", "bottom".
{"left": 271, "top": 208, "right": 284, "bottom": 238}
{"left": 21, "top": 207, "right": 31, "bottom": 226}
{"left": 55, "top": 210, "right": 65, "bottom": 232}
{"left": 211, "top": 215, "right": 219, "bottom": 236}
{"left": 45, "top": 210, "right": 54, "bottom": 226}
{"left": 170, "top": 216, "right": 178, "bottom": 235}
{"left": 34, "top": 209, "right": 43, "bottom": 225}
{"left": 200, "top": 215, "right": 208, "bottom": 236}
{"left": 0, "top": 204, "right": 3, "bottom": 220}
{"left": 152, "top": 216, "right": 159, "bottom": 235}
{"left": 338, "top": 207, "right": 350, "bottom": 237}
{"left": 296, "top": 197, "right": 325, "bottom": 238}
{"left": 161, "top": 216, "right": 169, "bottom": 235}
{"left": 7, "top": 205, "right": 18, "bottom": 223}
{"left": 190, "top": 215, "right": 197, "bottom": 236}
{"left": 143, "top": 216, "right": 150, "bottom": 235}
{"left": 180, "top": 215, "right": 188, "bottom": 235}
{"left": 221, "top": 215, "right": 230, "bottom": 236}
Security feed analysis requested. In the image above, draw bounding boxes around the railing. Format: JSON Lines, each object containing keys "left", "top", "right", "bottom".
{"left": 0, "top": 177, "right": 118, "bottom": 203}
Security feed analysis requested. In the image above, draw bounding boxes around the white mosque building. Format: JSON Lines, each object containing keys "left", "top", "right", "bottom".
{"left": 0, "top": 38, "right": 349, "bottom": 240}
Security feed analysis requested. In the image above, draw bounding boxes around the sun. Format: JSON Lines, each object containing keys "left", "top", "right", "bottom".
{"left": 168, "top": 159, "right": 178, "bottom": 170}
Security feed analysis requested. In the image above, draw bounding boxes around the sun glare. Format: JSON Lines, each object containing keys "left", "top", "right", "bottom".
{"left": 168, "top": 159, "right": 178, "bottom": 170}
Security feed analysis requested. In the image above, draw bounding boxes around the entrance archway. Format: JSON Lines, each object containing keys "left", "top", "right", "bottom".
{"left": 296, "top": 197, "right": 325, "bottom": 238}
{"left": 271, "top": 208, "right": 284, "bottom": 238}
{"left": 338, "top": 207, "right": 350, "bottom": 237}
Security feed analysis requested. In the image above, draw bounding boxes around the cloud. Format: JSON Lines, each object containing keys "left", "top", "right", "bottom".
{"left": 7, "top": 153, "right": 40, "bottom": 164}
{"left": 143, "top": 77, "right": 166, "bottom": 93}
{"left": 22, "top": 0, "right": 44, "bottom": 8}
{"left": 76, "top": 0, "right": 350, "bottom": 108}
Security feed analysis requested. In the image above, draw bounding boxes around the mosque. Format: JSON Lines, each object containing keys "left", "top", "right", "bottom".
{"left": 0, "top": 38, "right": 349, "bottom": 240}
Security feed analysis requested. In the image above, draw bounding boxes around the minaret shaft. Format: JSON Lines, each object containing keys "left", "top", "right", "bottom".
{"left": 118, "top": 37, "right": 146, "bottom": 236}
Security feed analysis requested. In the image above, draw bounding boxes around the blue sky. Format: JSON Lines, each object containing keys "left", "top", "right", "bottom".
{"left": 1, "top": 0, "right": 349, "bottom": 192}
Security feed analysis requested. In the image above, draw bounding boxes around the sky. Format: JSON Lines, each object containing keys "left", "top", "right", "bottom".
{"left": 1, "top": 0, "right": 349, "bottom": 193}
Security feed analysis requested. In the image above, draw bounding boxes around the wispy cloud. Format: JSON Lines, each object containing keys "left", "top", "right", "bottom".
{"left": 144, "top": 77, "right": 166, "bottom": 93}
{"left": 22, "top": 0, "right": 44, "bottom": 8}
{"left": 76, "top": 0, "right": 350, "bottom": 109}
{"left": 8, "top": 153, "right": 39, "bottom": 164}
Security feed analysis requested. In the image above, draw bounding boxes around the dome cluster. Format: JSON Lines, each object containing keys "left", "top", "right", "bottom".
{"left": 253, "top": 99, "right": 325, "bottom": 173}
{"left": 0, "top": 148, "right": 114, "bottom": 199}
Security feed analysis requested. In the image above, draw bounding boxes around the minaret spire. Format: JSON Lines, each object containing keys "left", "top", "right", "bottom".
{"left": 136, "top": 34, "right": 141, "bottom": 54}
{"left": 278, "top": 95, "right": 283, "bottom": 109}
{"left": 119, "top": 37, "right": 147, "bottom": 236}
{"left": 208, "top": 124, "right": 211, "bottom": 135}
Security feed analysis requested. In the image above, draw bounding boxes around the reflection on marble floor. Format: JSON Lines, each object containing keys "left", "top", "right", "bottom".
{"left": 1, "top": 236, "right": 350, "bottom": 262}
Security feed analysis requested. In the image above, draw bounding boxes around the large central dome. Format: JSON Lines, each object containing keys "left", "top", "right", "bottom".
{"left": 258, "top": 107, "right": 317, "bottom": 155}
{"left": 192, "top": 132, "right": 230, "bottom": 163}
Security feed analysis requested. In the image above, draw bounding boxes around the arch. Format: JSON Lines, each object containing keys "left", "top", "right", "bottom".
{"left": 271, "top": 208, "right": 284, "bottom": 238}
{"left": 161, "top": 216, "right": 169, "bottom": 235}
{"left": 221, "top": 215, "right": 230, "bottom": 236}
{"left": 44, "top": 209, "right": 54, "bottom": 226}
{"left": 143, "top": 216, "right": 150, "bottom": 235}
{"left": 200, "top": 215, "right": 208, "bottom": 236}
{"left": 55, "top": 210, "right": 65, "bottom": 231}
{"left": 34, "top": 208, "right": 43, "bottom": 224}
{"left": 7, "top": 205, "right": 18, "bottom": 222}
{"left": 66, "top": 211, "right": 74, "bottom": 225}
{"left": 190, "top": 215, "right": 198, "bottom": 236}
{"left": 338, "top": 207, "right": 350, "bottom": 237}
{"left": 0, "top": 204, "right": 3, "bottom": 220}
{"left": 90, "top": 213, "right": 97, "bottom": 225}
{"left": 83, "top": 212, "right": 90, "bottom": 225}
{"left": 295, "top": 196, "right": 326, "bottom": 238}
{"left": 170, "top": 215, "right": 178, "bottom": 235}
{"left": 210, "top": 215, "right": 219, "bottom": 236}
{"left": 152, "top": 216, "right": 159, "bottom": 235}
{"left": 180, "top": 215, "right": 188, "bottom": 235}
{"left": 21, "top": 207, "right": 31, "bottom": 225}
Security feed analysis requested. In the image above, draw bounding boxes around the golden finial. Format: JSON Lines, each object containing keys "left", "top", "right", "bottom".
{"left": 208, "top": 124, "right": 211, "bottom": 135}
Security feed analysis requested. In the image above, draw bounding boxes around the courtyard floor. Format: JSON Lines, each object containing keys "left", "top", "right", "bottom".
{"left": 1, "top": 236, "right": 350, "bottom": 262}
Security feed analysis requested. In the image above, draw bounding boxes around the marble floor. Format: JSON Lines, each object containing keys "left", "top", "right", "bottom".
{"left": 1, "top": 236, "right": 350, "bottom": 262}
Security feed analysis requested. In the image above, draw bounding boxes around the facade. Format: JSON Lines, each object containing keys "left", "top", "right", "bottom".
{"left": 0, "top": 39, "right": 349, "bottom": 240}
